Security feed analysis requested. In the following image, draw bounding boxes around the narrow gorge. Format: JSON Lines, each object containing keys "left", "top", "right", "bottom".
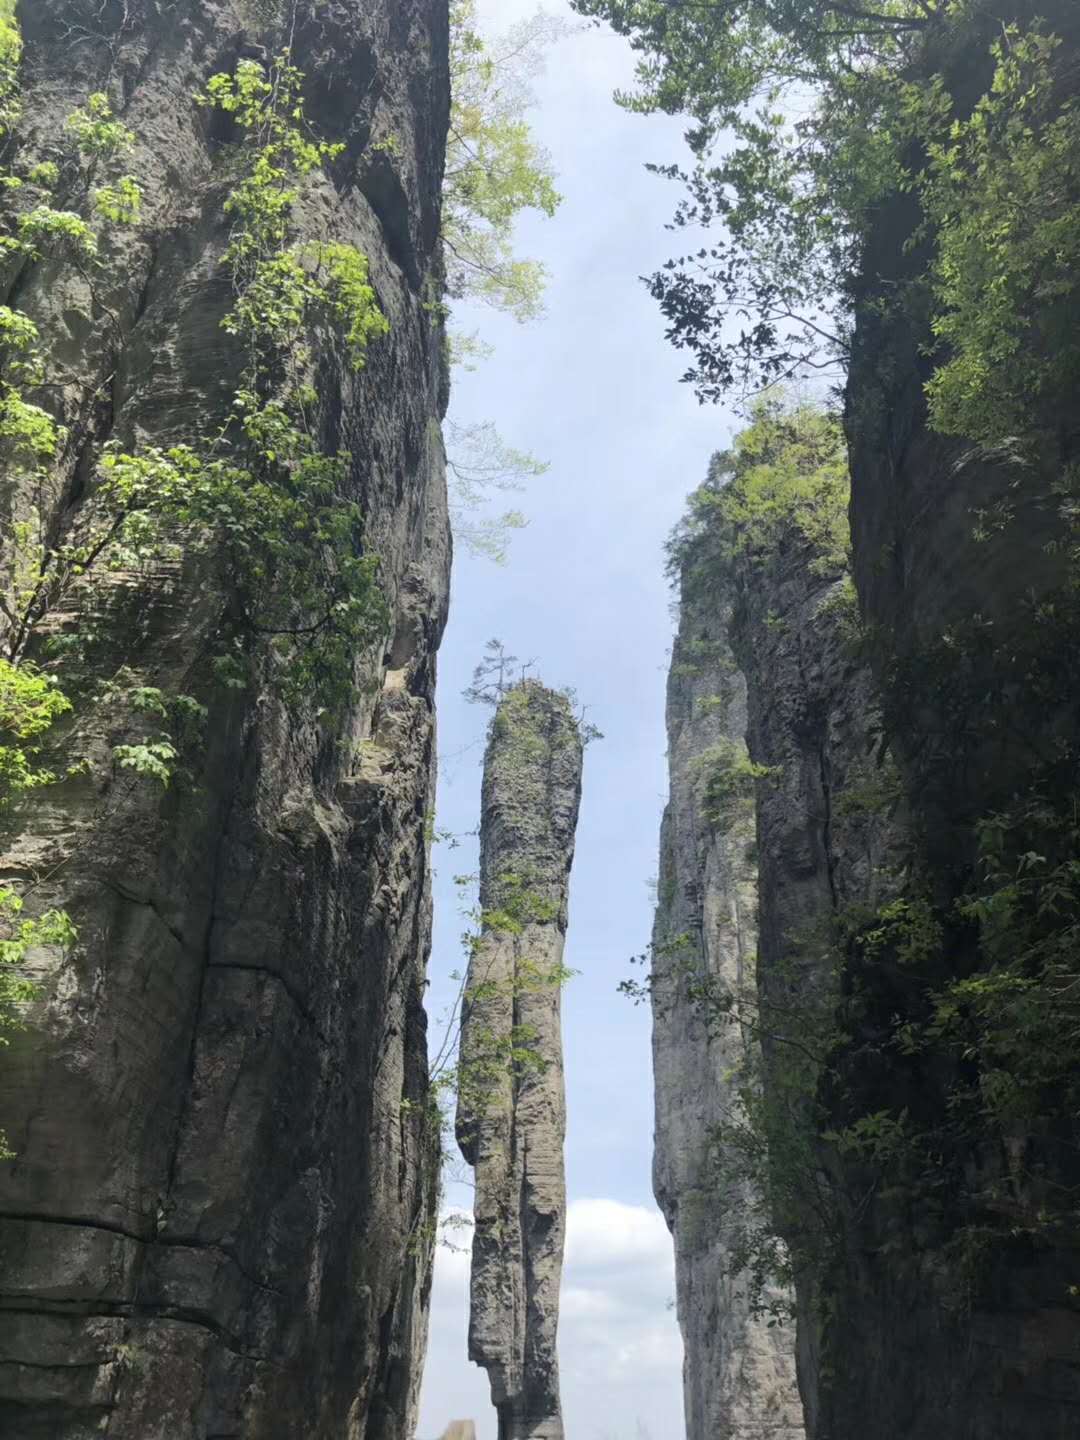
{"left": 1, "top": 0, "right": 1079, "bottom": 1437}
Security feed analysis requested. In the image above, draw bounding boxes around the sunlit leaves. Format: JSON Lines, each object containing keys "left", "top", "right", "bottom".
{"left": 916, "top": 28, "right": 1080, "bottom": 443}
{"left": 65, "top": 91, "right": 136, "bottom": 159}
{"left": 444, "top": 0, "right": 563, "bottom": 321}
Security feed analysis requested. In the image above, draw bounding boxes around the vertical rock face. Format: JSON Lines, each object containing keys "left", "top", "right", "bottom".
{"left": 0, "top": 2, "right": 450, "bottom": 1437}
{"left": 664, "top": 16, "right": 1080, "bottom": 1421}
{"left": 727, "top": 531, "right": 904, "bottom": 1439}
{"left": 455, "top": 683, "right": 583, "bottom": 1440}
{"left": 793, "top": 7, "right": 1080, "bottom": 1432}
{"left": 654, "top": 552, "right": 804, "bottom": 1440}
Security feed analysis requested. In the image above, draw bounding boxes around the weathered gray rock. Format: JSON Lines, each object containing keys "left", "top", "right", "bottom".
{"left": 0, "top": 2, "right": 450, "bottom": 1436}
{"left": 455, "top": 683, "right": 583, "bottom": 1440}
{"left": 727, "top": 527, "right": 905, "bottom": 1438}
{"left": 655, "top": 522, "right": 804, "bottom": 1440}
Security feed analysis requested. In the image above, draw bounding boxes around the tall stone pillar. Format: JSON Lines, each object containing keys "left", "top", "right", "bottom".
{"left": 456, "top": 682, "right": 584, "bottom": 1440}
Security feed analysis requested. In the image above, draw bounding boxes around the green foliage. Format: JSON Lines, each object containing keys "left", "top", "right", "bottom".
{"left": 0, "top": 43, "right": 390, "bottom": 1151}
{"left": 66, "top": 91, "right": 136, "bottom": 159}
{"left": 916, "top": 27, "right": 1080, "bottom": 443}
{"left": 670, "top": 394, "right": 850, "bottom": 593}
{"left": 444, "top": 419, "right": 538, "bottom": 563}
{"left": 570, "top": 0, "right": 934, "bottom": 397}
{"left": 483, "top": 870, "right": 561, "bottom": 932}
{"left": 112, "top": 740, "right": 179, "bottom": 786}
{"left": 572, "top": 0, "right": 1080, "bottom": 446}
{"left": 890, "top": 799, "right": 1080, "bottom": 1139}
{"left": 442, "top": 3, "right": 564, "bottom": 562}
{"left": 445, "top": 0, "right": 562, "bottom": 321}
{"left": 0, "top": 0, "right": 20, "bottom": 138}
{"left": 639, "top": 922, "right": 843, "bottom": 1322}
{"left": 192, "top": 53, "right": 391, "bottom": 702}
{"left": 0, "top": 660, "right": 70, "bottom": 798}
{"left": 93, "top": 176, "right": 142, "bottom": 225}
{"left": 694, "top": 736, "right": 778, "bottom": 830}
{"left": 0, "top": 889, "right": 75, "bottom": 1159}
{"left": 15, "top": 205, "right": 95, "bottom": 256}
{"left": 427, "top": 868, "right": 576, "bottom": 1184}
{"left": 0, "top": 656, "right": 77, "bottom": 1157}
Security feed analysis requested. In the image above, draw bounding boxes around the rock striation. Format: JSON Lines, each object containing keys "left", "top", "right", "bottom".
{"left": 654, "top": 526, "right": 804, "bottom": 1440}
{"left": 455, "top": 682, "right": 583, "bottom": 1440}
{"left": 657, "top": 429, "right": 905, "bottom": 1439}
{"left": 0, "top": 2, "right": 450, "bottom": 1437}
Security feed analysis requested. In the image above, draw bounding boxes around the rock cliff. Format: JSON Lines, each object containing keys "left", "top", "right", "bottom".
{"left": 660, "top": 6, "right": 1080, "bottom": 1420}
{"left": 653, "top": 506, "right": 804, "bottom": 1440}
{"left": 657, "top": 423, "right": 905, "bottom": 1440}
{"left": 808, "top": 5, "right": 1080, "bottom": 1428}
{"left": 455, "top": 682, "right": 583, "bottom": 1440}
{"left": 0, "top": 2, "right": 450, "bottom": 1437}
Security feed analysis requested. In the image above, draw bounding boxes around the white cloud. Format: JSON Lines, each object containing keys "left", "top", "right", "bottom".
{"left": 565, "top": 1196, "right": 673, "bottom": 1270}
{"left": 419, "top": 1199, "right": 683, "bottom": 1440}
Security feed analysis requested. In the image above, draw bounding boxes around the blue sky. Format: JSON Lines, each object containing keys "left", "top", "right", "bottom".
{"left": 417, "top": 6, "right": 740, "bottom": 1435}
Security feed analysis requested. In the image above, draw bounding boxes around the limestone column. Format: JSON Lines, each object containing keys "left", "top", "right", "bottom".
{"left": 456, "top": 681, "right": 584, "bottom": 1440}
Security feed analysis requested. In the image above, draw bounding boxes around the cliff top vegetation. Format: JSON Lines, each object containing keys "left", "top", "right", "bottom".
{"left": 571, "top": 0, "right": 1080, "bottom": 450}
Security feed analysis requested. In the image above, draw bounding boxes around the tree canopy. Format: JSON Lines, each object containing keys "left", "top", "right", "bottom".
{"left": 571, "top": 0, "right": 1080, "bottom": 445}
{"left": 442, "top": 2, "right": 567, "bottom": 560}
{"left": 444, "top": 0, "right": 563, "bottom": 322}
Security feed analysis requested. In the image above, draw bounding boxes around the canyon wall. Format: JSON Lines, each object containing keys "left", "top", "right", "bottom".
{"left": 660, "top": 7, "right": 1080, "bottom": 1427}
{"left": 456, "top": 682, "right": 583, "bottom": 1440}
{"left": 0, "top": 2, "right": 450, "bottom": 1436}
{"left": 653, "top": 507, "right": 804, "bottom": 1440}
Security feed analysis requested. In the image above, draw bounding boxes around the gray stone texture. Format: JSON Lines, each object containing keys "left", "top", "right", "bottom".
{"left": 455, "top": 683, "right": 583, "bottom": 1440}
{"left": 655, "top": 541, "right": 805, "bottom": 1440}
{"left": 726, "top": 531, "right": 905, "bottom": 1438}
{"left": 0, "top": 1, "right": 450, "bottom": 1436}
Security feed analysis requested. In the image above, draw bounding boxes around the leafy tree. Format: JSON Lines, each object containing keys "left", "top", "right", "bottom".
{"left": 445, "top": 419, "right": 541, "bottom": 563}
{"left": 670, "top": 392, "right": 850, "bottom": 583}
{"left": 916, "top": 26, "right": 1080, "bottom": 442}
{"left": 445, "top": 0, "right": 563, "bottom": 321}
{"left": 571, "top": 0, "right": 1080, "bottom": 444}
{"left": 462, "top": 638, "right": 531, "bottom": 706}
{"left": 0, "top": 40, "right": 392, "bottom": 1149}
{"left": 443, "top": 1, "right": 567, "bottom": 558}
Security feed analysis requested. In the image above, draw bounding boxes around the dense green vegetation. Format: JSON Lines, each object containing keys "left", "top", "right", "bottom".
{"left": 571, "top": 0, "right": 1080, "bottom": 447}
{"left": 445, "top": 0, "right": 561, "bottom": 323}
{"left": 670, "top": 394, "right": 850, "bottom": 585}
{"left": 662, "top": 391, "right": 1080, "bottom": 1324}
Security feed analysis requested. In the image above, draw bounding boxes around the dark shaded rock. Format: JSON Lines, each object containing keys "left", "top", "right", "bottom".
{"left": 0, "top": 2, "right": 451, "bottom": 1436}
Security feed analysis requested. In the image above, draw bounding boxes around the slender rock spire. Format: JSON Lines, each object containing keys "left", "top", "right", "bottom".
{"left": 456, "top": 681, "right": 584, "bottom": 1440}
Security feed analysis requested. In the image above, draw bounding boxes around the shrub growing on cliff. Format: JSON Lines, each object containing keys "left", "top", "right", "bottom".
{"left": 669, "top": 394, "right": 850, "bottom": 589}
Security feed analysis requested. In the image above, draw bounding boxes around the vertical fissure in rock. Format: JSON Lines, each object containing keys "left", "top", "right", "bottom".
{"left": 456, "top": 681, "right": 583, "bottom": 1440}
